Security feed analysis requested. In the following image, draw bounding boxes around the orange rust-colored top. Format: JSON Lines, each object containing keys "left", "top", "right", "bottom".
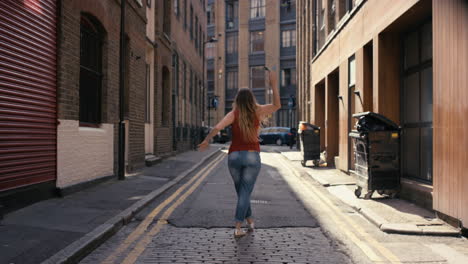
{"left": 228, "top": 110, "right": 260, "bottom": 154}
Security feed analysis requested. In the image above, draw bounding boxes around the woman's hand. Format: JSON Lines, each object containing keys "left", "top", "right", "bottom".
{"left": 198, "top": 140, "right": 209, "bottom": 152}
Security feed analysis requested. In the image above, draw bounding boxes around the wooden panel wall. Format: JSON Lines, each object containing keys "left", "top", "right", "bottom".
{"left": 326, "top": 72, "right": 340, "bottom": 166}
{"left": 433, "top": 0, "right": 468, "bottom": 226}
{"left": 338, "top": 61, "right": 349, "bottom": 171}
{"left": 373, "top": 33, "right": 401, "bottom": 124}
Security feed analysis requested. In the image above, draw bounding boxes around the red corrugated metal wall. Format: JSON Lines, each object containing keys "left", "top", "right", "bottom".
{"left": 0, "top": 0, "right": 57, "bottom": 192}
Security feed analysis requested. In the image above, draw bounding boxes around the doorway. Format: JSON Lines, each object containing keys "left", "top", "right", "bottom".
{"left": 315, "top": 81, "right": 326, "bottom": 152}
{"left": 401, "top": 20, "right": 433, "bottom": 183}
{"left": 326, "top": 71, "right": 339, "bottom": 167}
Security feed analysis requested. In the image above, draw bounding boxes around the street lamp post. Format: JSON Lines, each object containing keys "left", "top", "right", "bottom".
{"left": 202, "top": 37, "right": 217, "bottom": 129}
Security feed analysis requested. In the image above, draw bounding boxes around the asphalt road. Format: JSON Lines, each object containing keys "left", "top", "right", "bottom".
{"left": 80, "top": 147, "right": 352, "bottom": 264}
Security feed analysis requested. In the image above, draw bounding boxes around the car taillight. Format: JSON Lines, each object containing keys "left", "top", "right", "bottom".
{"left": 288, "top": 133, "right": 293, "bottom": 136}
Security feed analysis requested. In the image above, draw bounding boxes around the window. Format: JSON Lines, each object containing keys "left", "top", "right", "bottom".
{"left": 226, "top": 34, "right": 238, "bottom": 54}
{"left": 79, "top": 15, "right": 104, "bottom": 124}
{"left": 206, "top": 42, "right": 216, "bottom": 59}
{"left": 250, "top": 66, "right": 265, "bottom": 89}
{"left": 163, "top": 0, "right": 171, "bottom": 35}
{"left": 226, "top": 0, "right": 238, "bottom": 29}
{"left": 281, "top": 0, "right": 295, "bottom": 12}
{"left": 183, "top": 62, "right": 187, "bottom": 99}
{"left": 147, "top": 0, "right": 152, "bottom": 8}
{"left": 250, "top": 0, "right": 265, "bottom": 19}
{"left": 346, "top": 0, "right": 355, "bottom": 12}
{"left": 161, "top": 67, "right": 171, "bottom": 126}
{"left": 190, "top": 5, "right": 193, "bottom": 39}
{"left": 227, "top": 70, "right": 238, "bottom": 92}
{"left": 281, "top": 29, "right": 296, "bottom": 47}
{"left": 190, "top": 69, "right": 193, "bottom": 102}
{"left": 195, "top": 16, "right": 199, "bottom": 47}
{"left": 348, "top": 55, "right": 356, "bottom": 87}
{"left": 207, "top": 70, "right": 214, "bottom": 92}
{"left": 207, "top": 3, "right": 215, "bottom": 25}
{"left": 184, "top": 0, "right": 187, "bottom": 29}
{"left": 250, "top": 31, "right": 264, "bottom": 53}
{"left": 174, "top": 0, "right": 179, "bottom": 16}
{"left": 226, "top": 70, "right": 238, "bottom": 98}
{"left": 281, "top": 68, "right": 296, "bottom": 87}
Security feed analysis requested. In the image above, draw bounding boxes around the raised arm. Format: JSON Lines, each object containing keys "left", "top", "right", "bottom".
{"left": 198, "top": 111, "right": 235, "bottom": 151}
{"left": 257, "top": 70, "right": 281, "bottom": 117}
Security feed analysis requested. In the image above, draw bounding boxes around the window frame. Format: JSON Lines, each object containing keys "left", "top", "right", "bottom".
{"left": 250, "top": 30, "right": 265, "bottom": 54}
{"left": 250, "top": 0, "right": 265, "bottom": 19}
{"left": 79, "top": 15, "right": 104, "bottom": 126}
{"left": 250, "top": 66, "right": 266, "bottom": 90}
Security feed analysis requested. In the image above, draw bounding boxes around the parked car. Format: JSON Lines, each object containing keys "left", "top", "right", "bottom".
{"left": 259, "top": 127, "right": 296, "bottom": 146}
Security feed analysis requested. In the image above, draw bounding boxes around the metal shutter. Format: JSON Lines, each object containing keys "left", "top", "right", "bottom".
{"left": 0, "top": 0, "right": 57, "bottom": 192}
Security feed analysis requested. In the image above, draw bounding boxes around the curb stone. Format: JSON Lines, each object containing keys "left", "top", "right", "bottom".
{"left": 280, "top": 153, "right": 461, "bottom": 237}
{"left": 41, "top": 148, "right": 223, "bottom": 264}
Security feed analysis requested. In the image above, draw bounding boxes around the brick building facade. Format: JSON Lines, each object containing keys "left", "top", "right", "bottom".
{"left": 57, "top": 0, "right": 147, "bottom": 188}
{"left": 147, "top": 0, "right": 206, "bottom": 156}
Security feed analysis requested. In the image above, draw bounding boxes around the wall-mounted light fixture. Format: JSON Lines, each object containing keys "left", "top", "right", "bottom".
{"left": 337, "top": 95, "right": 343, "bottom": 100}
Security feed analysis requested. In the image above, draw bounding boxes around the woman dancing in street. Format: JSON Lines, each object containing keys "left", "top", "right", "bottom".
{"left": 198, "top": 68, "right": 281, "bottom": 238}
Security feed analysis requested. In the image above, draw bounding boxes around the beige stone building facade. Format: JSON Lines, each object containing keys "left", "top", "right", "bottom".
{"left": 206, "top": 0, "right": 297, "bottom": 128}
{"left": 297, "top": 0, "right": 468, "bottom": 228}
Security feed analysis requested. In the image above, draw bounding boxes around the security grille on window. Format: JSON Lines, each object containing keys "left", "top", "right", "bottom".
{"left": 281, "top": 29, "right": 296, "bottom": 47}
{"left": 250, "top": 0, "right": 265, "bottom": 19}
{"left": 79, "top": 15, "right": 103, "bottom": 124}
{"left": 250, "top": 31, "right": 264, "bottom": 53}
{"left": 250, "top": 66, "right": 265, "bottom": 89}
{"left": 226, "top": 34, "right": 238, "bottom": 55}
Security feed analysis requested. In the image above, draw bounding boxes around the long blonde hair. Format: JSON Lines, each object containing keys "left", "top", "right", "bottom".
{"left": 234, "top": 89, "right": 259, "bottom": 143}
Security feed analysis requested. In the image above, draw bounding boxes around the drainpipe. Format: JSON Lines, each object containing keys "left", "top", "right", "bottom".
{"left": 118, "top": 0, "right": 126, "bottom": 180}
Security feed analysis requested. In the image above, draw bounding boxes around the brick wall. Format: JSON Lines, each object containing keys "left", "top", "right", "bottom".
{"left": 57, "top": 0, "right": 147, "bottom": 184}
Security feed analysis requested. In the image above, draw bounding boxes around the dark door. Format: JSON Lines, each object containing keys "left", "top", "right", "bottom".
{"left": 0, "top": 0, "right": 58, "bottom": 192}
{"left": 401, "top": 21, "right": 433, "bottom": 183}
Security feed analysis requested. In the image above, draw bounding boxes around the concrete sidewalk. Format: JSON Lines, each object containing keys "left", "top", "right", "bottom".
{"left": 281, "top": 151, "right": 461, "bottom": 237}
{"left": 0, "top": 146, "right": 222, "bottom": 264}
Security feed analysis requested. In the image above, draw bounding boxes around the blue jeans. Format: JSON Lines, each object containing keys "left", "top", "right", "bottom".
{"left": 227, "top": 151, "right": 261, "bottom": 223}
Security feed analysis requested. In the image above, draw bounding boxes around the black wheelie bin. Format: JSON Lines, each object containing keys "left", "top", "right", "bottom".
{"left": 298, "top": 122, "right": 321, "bottom": 167}
{"left": 349, "top": 112, "right": 400, "bottom": 199}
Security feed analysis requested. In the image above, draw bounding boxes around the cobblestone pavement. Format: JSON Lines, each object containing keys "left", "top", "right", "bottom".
{"left": 80, "top": 148, "right": 353, "bottom": 264}
{"left": 136, "top": 226, "right": 350, "bottom": 264}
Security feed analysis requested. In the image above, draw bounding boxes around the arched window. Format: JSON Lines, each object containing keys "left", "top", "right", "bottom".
{"left": 79, "top": 14, "right": 104, "bottom": 124}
